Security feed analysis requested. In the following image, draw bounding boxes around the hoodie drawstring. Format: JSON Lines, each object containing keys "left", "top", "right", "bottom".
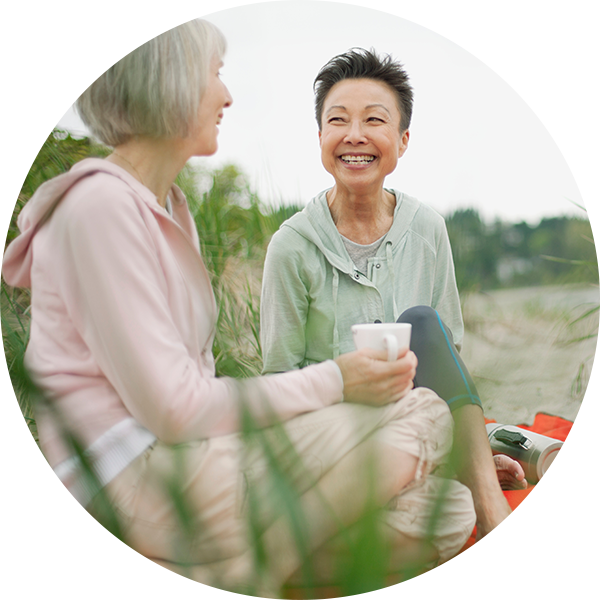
{"left": 332, "top": 268, "right": 340, "bottom": 358}
{"left": 386, "top": 241, "right": 399, "bottom": 321}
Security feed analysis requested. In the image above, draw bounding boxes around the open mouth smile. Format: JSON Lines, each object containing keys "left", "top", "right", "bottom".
{"left": 339, "top": 155, "right": 376, "bottom": 165}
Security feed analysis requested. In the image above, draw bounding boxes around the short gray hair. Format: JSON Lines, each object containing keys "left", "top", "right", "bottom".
{"left": 76, "top": 19, "right": 227, "bottom": 147}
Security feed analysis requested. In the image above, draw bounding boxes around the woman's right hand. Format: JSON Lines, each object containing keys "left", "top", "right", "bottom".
{"left": 334, "top": 347, "right": 417, "bottom": 406}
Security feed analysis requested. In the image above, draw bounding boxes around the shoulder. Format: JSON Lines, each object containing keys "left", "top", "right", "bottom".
{"left": 268, "top": 219, "right": 306, "bottom": 253}
{"left": 60, "top": 170, "right": 152, "bottom": 225}
{"left": 393, "top": 191, "right": 447, "bottom": 237}
{"left": 52, "top": 172, "right": 160, "bottom": 254}
{"left": 267, "top": 193, "right": 325, "bottom": 254}
{"left": 264, "top": 196, "right": 333, "bottom": 281}
{"left": 266, "top": 222, "right": 321, "bottom": 276}
{"left": 277, "top": 192, "right": 326, "bottom": 232}
{"left": 396, "top": 191, "right": 445, "bottom": 225}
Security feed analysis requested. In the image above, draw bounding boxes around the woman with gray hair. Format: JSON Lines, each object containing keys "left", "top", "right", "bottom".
{"left": 3, "top": 20, "right": 475, "bottom": 593}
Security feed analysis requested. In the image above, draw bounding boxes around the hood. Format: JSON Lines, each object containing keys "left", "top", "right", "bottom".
{"left": 280, "top": 189, "right": 422, "bottom": 355}
{"left": 282, "top": 188, "right": 421, "bottom": 273}
{"left": 3, "top": 158, "right": 161, "bottom": 288}
{"left": 283, "top": 190, "right": 354, "bottom": 274}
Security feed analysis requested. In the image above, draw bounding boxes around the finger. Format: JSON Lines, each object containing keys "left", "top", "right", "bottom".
{"left": 388, "top": 349, "right": 416, "bottom": 366}
{"left": 357, "top": 351, "right": 416, "bottom": 386}
{"left": 404, "top": 350, "right": 417, "bottom": 369}
{"left": 394, "top": 346, "right": 410, "bottom": 359}
{"left": 397, "top": 381, "right": 415, "bottom": 401}
{"left": 385, "top": 377, "right": 415, "bottom": 404}
{"left": 358, "top": 347, "right": 390, "bottom": 362}
{"left": 359, "top": 346, "right": 414, "bottom": 365}
{"left": 389, "top": 352, "right": 418, "bottom": 375}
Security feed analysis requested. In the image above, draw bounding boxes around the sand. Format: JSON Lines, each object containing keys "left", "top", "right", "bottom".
{"left": 460, "top": 284, "right": 599, "bottom": 425}
{"left": 4, "top": 279, "right": 596, "bottom": 429}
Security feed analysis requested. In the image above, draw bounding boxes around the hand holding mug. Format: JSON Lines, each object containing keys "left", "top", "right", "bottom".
{"left": 334, "top": 323, "right": 416, "bottom": 406}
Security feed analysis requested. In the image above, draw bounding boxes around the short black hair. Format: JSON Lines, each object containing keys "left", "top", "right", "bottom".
{"left": 314, "top": 48, "right": 413, "bottom": 132}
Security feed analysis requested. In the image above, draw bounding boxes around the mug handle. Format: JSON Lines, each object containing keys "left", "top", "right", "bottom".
{"left": 383, "top": 334, "right": 398, "bottom": 362}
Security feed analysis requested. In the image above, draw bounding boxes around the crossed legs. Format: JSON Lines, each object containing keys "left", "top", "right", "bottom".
{"left": 396, "top": 305, "right": 525, "bottom": 538}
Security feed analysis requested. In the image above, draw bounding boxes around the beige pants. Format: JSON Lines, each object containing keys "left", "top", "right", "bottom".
{"left": 90, "top": 387, "right": 475, "bottom": 575}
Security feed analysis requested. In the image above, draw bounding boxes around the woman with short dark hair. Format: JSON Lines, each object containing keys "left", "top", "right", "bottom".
{"left": 261, "top": 48, "right": 526, "bottom": 543}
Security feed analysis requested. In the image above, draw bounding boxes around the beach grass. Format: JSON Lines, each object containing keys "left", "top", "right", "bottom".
{"left": 2, "top": 129, "right": 598, "bottom": 597}
{"left": 3, "top": 131, "right": 440, "bottom": 597}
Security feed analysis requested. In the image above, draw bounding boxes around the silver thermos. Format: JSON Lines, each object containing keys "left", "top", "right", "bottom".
{"left": 486, "top": 423, "right": 563, "bottom": 484}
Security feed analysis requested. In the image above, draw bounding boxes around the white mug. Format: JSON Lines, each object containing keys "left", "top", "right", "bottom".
{"left": 351, "top": 323, "right": 412, "bottom": 362}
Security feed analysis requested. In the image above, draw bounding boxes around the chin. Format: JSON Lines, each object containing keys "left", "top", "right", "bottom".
{"left": 195, "top": 144, "right": 218, "bottom": 157}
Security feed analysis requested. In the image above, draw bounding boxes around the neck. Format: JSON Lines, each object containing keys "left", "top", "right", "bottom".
{"left": 327, "top": 185, "right": 396, "bottom": 244}
{"left": 107, "top": 137, "right": 189, "bottom": 207}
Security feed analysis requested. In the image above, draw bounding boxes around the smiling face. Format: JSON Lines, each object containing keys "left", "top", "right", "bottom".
{"left": 319, "top": 78, "right": 409, "bottom": 194}
{"left": 190, "top": 55, "right": 233, "bottom": 156}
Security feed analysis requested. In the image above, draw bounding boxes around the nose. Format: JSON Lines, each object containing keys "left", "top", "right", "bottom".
{"left": 223, "top": 83, "right": 233, "bottom": 108}
{"left": 343, "top": 120, "right": 367, "bottom": 144}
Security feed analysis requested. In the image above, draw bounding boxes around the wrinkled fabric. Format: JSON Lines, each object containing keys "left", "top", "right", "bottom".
{"left": 90, "top": 387, "right": 474, "bottom": 568}
{"left": 3, "top": 159, "right": 344, "bottom": 471}
{"left": 260, "top": 189, "right": 463, "bottom": 374}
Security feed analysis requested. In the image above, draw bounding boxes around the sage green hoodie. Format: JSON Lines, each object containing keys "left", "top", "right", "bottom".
{"left": 260, "top": 189, "right": 463, "bottom": 374}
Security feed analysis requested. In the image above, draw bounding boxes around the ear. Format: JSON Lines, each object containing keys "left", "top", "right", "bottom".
{"left": 398, "top": 129, "right": 410, "bottom": 158}
{"left": 318, "top": 129, "right": 322, "bottom": 148}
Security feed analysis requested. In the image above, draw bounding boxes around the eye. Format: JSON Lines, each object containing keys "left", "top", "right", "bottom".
{"left": 328, "top": 117, "right": 344, "bottom": 123}
{"left": 367, "top": 117, "right": 385, "bottom": 123}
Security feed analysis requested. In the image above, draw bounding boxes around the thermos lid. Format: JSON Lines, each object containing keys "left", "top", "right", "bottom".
{"left": 537, "top": 445, "right": 562, "bottom": 480}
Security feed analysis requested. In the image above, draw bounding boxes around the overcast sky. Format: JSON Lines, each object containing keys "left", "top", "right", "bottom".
{"left": 58, "top": 1, "right": 584, "bottom": 225}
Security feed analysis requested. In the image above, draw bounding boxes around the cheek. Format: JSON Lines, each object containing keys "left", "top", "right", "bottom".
{"left": 320, "top": 132, "right": 337, "bottom": 155}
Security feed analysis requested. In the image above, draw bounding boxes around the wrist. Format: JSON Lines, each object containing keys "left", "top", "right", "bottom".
{"left": 327, "top": 359, "right": 345, "bottom": 401}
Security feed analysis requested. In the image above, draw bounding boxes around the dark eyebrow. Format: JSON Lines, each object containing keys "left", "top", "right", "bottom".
{"left": 325, "top": 103, "right": 392, "bottom": 117}
{"left": 366, "top": 104, "right": 392, "bottom": 116}
{"left": 325, "top": 105, "right": 346, "bottom": 115}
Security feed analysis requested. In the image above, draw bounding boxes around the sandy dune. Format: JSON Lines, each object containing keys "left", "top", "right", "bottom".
{"left": 460, "top": 284, "right": 598, "bottom": 425}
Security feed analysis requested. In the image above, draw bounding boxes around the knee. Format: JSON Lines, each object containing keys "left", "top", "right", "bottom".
{"left": 396, "top": 305, "right": 439, "bottom": 332}
{"left": 382, "top": 388, "right": 453, "bottom": 467}
{"left": 385, "top": 475, "right": 476, "bottom": 564}
{"left": 389, "top": 387, "right": 450, "bottom": 423}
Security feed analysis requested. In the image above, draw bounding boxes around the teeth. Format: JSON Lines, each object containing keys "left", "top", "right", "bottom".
{"left": 341, "top": 155, "right": 375, "bottom": 164}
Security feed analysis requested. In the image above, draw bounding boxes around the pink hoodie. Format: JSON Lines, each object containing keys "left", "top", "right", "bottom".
{"left": 3, "top": 158, "right": 343, "bottom": 474}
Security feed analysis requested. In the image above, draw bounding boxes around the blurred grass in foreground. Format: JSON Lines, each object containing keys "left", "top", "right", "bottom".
{"left": 1, "top": 130, "right": 449, "bottom": 596}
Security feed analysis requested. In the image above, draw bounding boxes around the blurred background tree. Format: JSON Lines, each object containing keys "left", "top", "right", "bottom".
{"left": 445, "top": 207, "right": 597, "bottom": 293}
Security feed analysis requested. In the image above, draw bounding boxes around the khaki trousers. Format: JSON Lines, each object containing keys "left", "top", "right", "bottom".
{"left": 91, "top": 387, "right": 475, "bottom": 574}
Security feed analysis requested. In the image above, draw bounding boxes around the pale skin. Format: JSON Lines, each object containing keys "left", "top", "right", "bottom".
{"left": 103, "top": 56, "right": 436, "bottom": 588}
{"left": 318, "top": 77, "right": 526, "bottom": 540}
{"left": 106, "top": 58, "right": 525, "bottom": 588}
{"left": 104, "top": 60, "right": 420, "bottom": 411}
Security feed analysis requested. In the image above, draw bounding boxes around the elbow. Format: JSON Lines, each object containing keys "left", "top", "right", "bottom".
{"left": 141, "top": 378, "right": 237, "bottom": 444}
{"left": 151, "top": 417, "right": 188, "bottom": 445}
{"left": 151, "top": 398, "right": 202, "bottom": 444}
